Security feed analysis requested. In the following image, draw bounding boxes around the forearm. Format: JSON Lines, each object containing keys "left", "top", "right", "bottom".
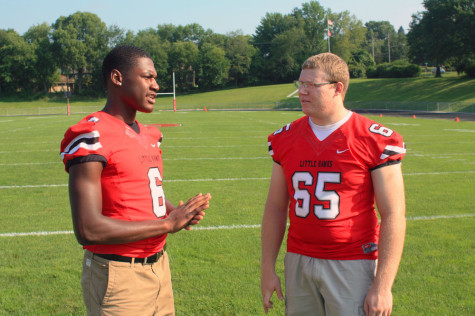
{"left": 262, "top": 163, "right": 290, "bottom": 272}
{"left": 373, "top": 214, "right": 406, "bottom": 290}
{"left": 261, "top": 209, "right": 287, "bottom": 271}
{"left": 73, "top": 210, "right": 173, "bottom": 245}
{"left": 371, "top": 163, "right": 406, "bottom": 291}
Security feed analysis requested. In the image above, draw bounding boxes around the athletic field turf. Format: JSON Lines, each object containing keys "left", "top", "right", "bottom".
{"left": 0, "top": 110, "right": 474, "bottom": 315}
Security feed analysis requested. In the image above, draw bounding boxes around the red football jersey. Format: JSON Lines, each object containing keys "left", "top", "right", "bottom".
{"left": 60, "top": 111, "right": 167, "bottom": 257}
{"left": 268, "top": 112, "right": 406, "bottom": 260}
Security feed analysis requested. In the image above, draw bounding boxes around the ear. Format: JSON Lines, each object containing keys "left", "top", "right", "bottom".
{"left": 110, "top": 69, "right": 123, "bottom": 87}
{"left": 334, "top": 82, "right": 344, "bottom": 96}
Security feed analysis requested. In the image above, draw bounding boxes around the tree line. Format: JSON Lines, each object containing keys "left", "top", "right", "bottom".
{"left": 0, "top": 0, "right": 473, "bottom": 96}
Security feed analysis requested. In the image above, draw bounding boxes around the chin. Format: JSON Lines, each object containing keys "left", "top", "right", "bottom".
{"left": 301, "top": 105, "right": 311, "bottom": 116}
{"left": 141, "top": 108, "right": 154, "bottom": 113}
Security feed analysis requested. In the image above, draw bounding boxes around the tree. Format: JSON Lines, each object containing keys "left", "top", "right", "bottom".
{"left": 168, "top": 41, "right": 200, "bottom": 91}
{"left": 0, "top": 29, "right": 35, "bottom": 93}
{"left": 198, "top": 43, "right": 230, "bottom": 89}
{"left": 327, "top": 11, "right": 366, "bottom": 61}
{"left": 107, "top": 25, "right": 134, "bottom": 48}
{"left": 52, "top": 12, "right": 109, "bottom": 94}
{"left": 407, "top": 0, "right": 475, "bottom": 76}
{"left": 24, "top": 23, "right": 59, "bottom": 93}
{"left": 134, "top": 29, "right": 170, "bottom": 90}
{"left": 253, "top": 12, "right": 297, "bottom": 59}
{"left": 268, "top": 27, "right": 308, "bottom": 82}
{"left": 252, "top": 1, "right": 327, "bottom": 82}
{"left": 225, "top": 33, "right": 256, "bottom": 86}
{"left": 364, "top": 21, "right": 397, "bottom": 64}
{"left": 292, "top": 1, "right": 327, "bottom": 54}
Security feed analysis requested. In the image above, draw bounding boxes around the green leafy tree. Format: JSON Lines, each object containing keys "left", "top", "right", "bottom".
{"left": 253, "top": 12, "right": 297, "bottom": 59}
{"left": 407, "top": 0, "right": 475, "bottom": 77}
{"left": 107, "top": 25, "right": 135, "bottom": 48}
{"left": 364, "top": 21, "right": 397, "bottom": 64}
{"left": 292, "top": 1, "right": 327, "bottom": 54}
{"left": 0, "top": 29, "right": 35, "bottom": 94}
{"left": 390, "top": 26, "right": 409, "bottom": 62}
{"left": 52, "top": 12, "right": 109, "bottom": 94}
{"left": 24, "top": 23, "right": 59, "bottom": 93}
{"left": 225, "top": 32, "right": 256, "bottom": 86}
{"left": 134, "top": 29, "right": 170, "bottom": 90}
{"left": 252, "top": 1, "right": 326, "bottom": 82}
{"left": 168, "top": 41, "right": 200, "bottom": 91}
{"left": 268, "top": 27, "right": 308, "bottom": 82}
{"left": 327, "top": 11, "right": 366, "bottom": 61}
{"left": 198, "top": 43, "right": 230, "bottom": 89}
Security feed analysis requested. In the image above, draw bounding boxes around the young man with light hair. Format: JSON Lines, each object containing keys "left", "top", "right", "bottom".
{"left": 261, "top": 52, "right": 406, "bottom": 316}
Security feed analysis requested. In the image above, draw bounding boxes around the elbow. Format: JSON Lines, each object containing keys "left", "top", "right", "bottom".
{"left": 73, "top": 226, "right": 102, "bottom": 246}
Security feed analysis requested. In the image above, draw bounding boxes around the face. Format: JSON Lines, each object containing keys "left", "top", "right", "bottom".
{"left": 120, "top": 57, "right": 159, "bottom": 113}
{"left": 298, "top": 68, "right": 336, "bottom": 118}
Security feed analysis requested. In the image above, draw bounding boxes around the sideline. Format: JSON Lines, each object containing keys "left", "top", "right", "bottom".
{"left": 1, "top": 214, "right": 474, "bottom": 238}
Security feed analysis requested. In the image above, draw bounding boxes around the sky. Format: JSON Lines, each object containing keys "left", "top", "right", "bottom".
{"left": 0, "top": 0, "right": 424, "bottom": 36}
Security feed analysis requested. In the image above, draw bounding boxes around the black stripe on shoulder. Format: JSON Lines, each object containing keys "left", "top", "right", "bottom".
{"left": 66, "top": 154, "right": 107, "bottom": 172}
{"left": 370, "top": 159, "right": 401, "bottom": 171}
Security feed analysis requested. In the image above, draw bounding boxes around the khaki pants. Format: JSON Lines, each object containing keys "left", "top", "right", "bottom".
{"left": 82, "top": 249, "right": 175, "bottom": 316}
{"left": 284, "top": 252, "right": 376, "bottom": 316}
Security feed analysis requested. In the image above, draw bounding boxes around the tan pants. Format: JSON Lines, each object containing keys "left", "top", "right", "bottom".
{"left": 82, "top": 249, "right": 175, "bottom": 316}
{"left": 284, "top": 252, "right": 376, "bottom": 316}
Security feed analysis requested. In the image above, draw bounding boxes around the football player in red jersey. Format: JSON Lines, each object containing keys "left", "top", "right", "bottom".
{"left": 60, "top": 45, "right": 211, "bottom": 315}
{"left": 261, "top": 53, "right": 406, "bottom": 316}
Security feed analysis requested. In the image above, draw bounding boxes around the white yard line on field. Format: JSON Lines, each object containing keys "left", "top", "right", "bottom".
{"left": 1, "top": 170, "right": 475, "bottom": 189}
{"left": 1, "top": 214, "right": 474, "bottom": 238}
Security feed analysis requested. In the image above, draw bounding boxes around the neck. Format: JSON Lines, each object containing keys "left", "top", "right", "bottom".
{"left": 102, "top": 99, "right": 137, "bottom": 125}
{"left": 310, "top": 105, "right": 349, "bottom": 126}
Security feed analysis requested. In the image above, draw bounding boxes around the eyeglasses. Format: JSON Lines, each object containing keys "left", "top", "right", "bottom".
{"left": 294, "top": 81, "right": 338, "bottom": 89}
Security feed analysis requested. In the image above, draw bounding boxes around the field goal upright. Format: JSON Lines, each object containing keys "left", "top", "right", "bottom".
{"left": 156, "top": 72, "right": 177, "bottom": 111}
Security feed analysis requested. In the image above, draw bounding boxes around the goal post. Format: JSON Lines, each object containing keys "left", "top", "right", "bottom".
{"left": 156, "top": 72, "right": 176, "bottom": 112}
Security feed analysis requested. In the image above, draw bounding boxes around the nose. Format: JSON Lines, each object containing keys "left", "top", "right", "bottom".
{"left": 152, "top": 79, "right": 159, "bottom": 92}
{"left": 298, "top": 85, "right": 308, "bottom": 94}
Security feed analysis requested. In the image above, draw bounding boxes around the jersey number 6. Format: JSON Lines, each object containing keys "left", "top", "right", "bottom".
{"left": 148, "top": 167, "right": 167, "bottom": 217}
{"left": 292, "top": 171, "right": 341, "bottom": 220}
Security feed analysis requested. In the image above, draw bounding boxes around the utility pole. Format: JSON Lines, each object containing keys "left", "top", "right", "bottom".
{"left": 388, "top": 32, "right": 391, "bottom": 63}
{"left": 372, "top": 34, "right": 375, "bottom": 62}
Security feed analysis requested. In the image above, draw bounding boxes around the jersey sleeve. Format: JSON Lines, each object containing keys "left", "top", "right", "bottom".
{"left": 60, "top": 117, "right": 108, "bottom": 173}
{"left": 268, "top": 122, "right": 292, "bottom": 165}
{"left": 357, "top": 121, "right": 406, "bottom": 170}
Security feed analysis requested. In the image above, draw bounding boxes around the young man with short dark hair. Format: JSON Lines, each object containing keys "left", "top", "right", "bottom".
{"left": 61, "top": 45, "right": 211, "bottom": 315}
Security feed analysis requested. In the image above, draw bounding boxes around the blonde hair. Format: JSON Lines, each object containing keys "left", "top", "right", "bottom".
{"left": 302, "top": 53, "right": 349, "bottom": 99}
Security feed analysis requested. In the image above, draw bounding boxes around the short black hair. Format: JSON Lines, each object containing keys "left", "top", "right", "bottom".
{"left": 101, "top": 45, "right": 152, "bottom": 86}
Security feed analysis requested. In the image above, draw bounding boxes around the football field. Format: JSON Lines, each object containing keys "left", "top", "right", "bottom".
{"left": 0, "top": 110, "right": 474, "bottom": 315}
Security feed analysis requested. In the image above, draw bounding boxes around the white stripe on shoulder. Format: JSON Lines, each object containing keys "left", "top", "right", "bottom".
{"left": 60, "top": 131, "right": 101, "bottom": 159}
{"left": 380, "top": 144, "right": 406, "bottom": 159}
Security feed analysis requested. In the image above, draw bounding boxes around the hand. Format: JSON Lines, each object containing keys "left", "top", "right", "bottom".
{"left": 166, "top": 193, "right": 211, "bottom": 233}
{"left": 184, "top": 204, "right": 206, "bottom": 231}
{"left": 364, "top": 285, "right": 393, "bottom": 316}
{"left": 261, "top": 271, "right": 284, "bottom": 314}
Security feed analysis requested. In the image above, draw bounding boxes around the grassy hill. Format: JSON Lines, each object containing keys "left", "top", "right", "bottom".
{"left": 0, "top": 75, "right": 474, "bottom": 114}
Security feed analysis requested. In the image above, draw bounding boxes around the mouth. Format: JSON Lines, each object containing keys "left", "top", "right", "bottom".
{"left": 146, "top": 94, "right": 156, "bottom": 104}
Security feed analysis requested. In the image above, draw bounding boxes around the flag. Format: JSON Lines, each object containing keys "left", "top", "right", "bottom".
{"left": 328, "top": 30, "right": 332, "bottom": 37}
{"left": 328, "top": 19, "right": 334, "bottom": 26}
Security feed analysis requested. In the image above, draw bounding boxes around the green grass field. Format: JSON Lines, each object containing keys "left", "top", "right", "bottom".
{"left": 0, "top": 110, "right": 474, "bottom": 315}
